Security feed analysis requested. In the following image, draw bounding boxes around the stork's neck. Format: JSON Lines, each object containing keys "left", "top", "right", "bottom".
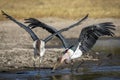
{"left": 33, "top": 39, "right": 40, "bottom": 48}
{"left": 33, "top": 40, "right": 45, "bottom": 57}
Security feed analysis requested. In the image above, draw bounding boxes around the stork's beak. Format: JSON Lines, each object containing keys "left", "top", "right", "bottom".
{"left": 52, "top": 53, "right": 69, "bottom": 72}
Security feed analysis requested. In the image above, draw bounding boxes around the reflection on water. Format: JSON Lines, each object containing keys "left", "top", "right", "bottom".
{"left": 0, "top": 66, "right": 120, "bottom": 80}
{"left": 0, "top": 37, "right": 120, "bottom": 80}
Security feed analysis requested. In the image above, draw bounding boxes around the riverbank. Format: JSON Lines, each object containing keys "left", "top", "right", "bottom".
{"left": 0, "top": 48, "right": 92, "bottom": 71}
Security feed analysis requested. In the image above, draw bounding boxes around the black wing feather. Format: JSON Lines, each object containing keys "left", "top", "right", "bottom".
{"left": 25, "top": 14, "right": 88, "bottom": 33}
{"left": 25, "top": 18, "right": 68, "bottom": 48}
{"left": 78, "top": 22, "right": 116, "bottom": 53}
{"left": 44, "top": 14, "right": 88, "bottom": 43}
{"left": 25, "top": 18, "right": 59, "bottom": 34}
{"left": 24, "top": 14, "right": 88, "bottom": 48}
{"left": 1, "top": 10, "right": 39, "bottom": 41}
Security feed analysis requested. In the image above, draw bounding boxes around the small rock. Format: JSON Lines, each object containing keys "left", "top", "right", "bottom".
{"left": 7, "top": 61, "right": 11, "bottom": 65}
{"left": 14, "top": 66, "right": 18, "bottom": 69}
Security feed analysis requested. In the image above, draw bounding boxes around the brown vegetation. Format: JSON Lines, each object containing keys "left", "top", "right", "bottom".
{"left": 0, "top": 0, "right": 120, "bottom": 20}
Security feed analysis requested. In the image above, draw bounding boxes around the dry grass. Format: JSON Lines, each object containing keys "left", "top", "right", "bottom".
{"left": 0, "top": 0, "right": 120, "bottom": 20}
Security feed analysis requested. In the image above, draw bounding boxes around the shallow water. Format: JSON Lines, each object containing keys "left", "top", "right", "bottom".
{"left": 0, "top": 37, "right": 120, "bottom": 80}
{"left": 0, "top": 66, "right": 120, "bottom": 80}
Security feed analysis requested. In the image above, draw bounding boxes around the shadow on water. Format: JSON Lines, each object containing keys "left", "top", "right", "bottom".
{"left": 0, "top": 37, "right": 120, "bottom": 80}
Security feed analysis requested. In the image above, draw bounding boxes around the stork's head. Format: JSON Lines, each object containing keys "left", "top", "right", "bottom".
{"left": 52, "top": 49, "right": 73, "bottom": 71}
{"left": 33, "top": 39, "right": 45, "bottom": 58}
{"left": 58, "top": 49, "right": 72, "bottom": 64}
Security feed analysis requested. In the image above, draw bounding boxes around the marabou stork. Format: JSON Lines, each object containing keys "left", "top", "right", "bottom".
{"left": 52, "top": 21, "right": 116, "bottom": 72}
{"left": 25, "top": 15, "right": 116, "bottom": 72}
{"left": 2, "top": 10, "right": 88, "bottom": 68}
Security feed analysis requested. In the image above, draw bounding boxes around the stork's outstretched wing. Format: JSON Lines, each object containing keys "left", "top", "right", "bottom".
{"left": 24, "top": 14, "right": 88, "bottom": 48}
{"left": 25, "top": 18, "right": 68, "bottom": 48}
{"left": 42, "top": 14, "right": 88, "bottom": 43}
{"left": 77, "top": 22, "right": 116, "bottom": 53}
{"left": 1, "top": 10, "right": 39, "bottom": 41}
{"left": 25, "top": 18, "right": 59, "bottom": 33}
{"left": 24, "top": 14, "right": 88, "bottom": 33}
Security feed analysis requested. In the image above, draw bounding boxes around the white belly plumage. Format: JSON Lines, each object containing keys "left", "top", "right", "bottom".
{"left": 70, "top": 49, "right": 83, "bottom": 59}
{"left": 69, "top": 43, "right": 83, "bottom": 59}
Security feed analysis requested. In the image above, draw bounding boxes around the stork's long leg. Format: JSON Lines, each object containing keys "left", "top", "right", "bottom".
{"left": 38, "top": 57, "right": 43, "bottom": 70}
{"left": 32, "top": 56, "right": 38, "bottom": 70}
{"left": 70, "top": 60, "right": 74, "bottom": 72}
{"left": 75, "top": 59, "right": 85, "bottom": 72}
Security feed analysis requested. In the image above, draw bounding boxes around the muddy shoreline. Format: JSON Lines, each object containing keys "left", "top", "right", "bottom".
{"left": 0, "top": 48, "right": 98, "bottom": 71}
{"left": 0, "top": 47, "right": 120, "bottom": 72}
